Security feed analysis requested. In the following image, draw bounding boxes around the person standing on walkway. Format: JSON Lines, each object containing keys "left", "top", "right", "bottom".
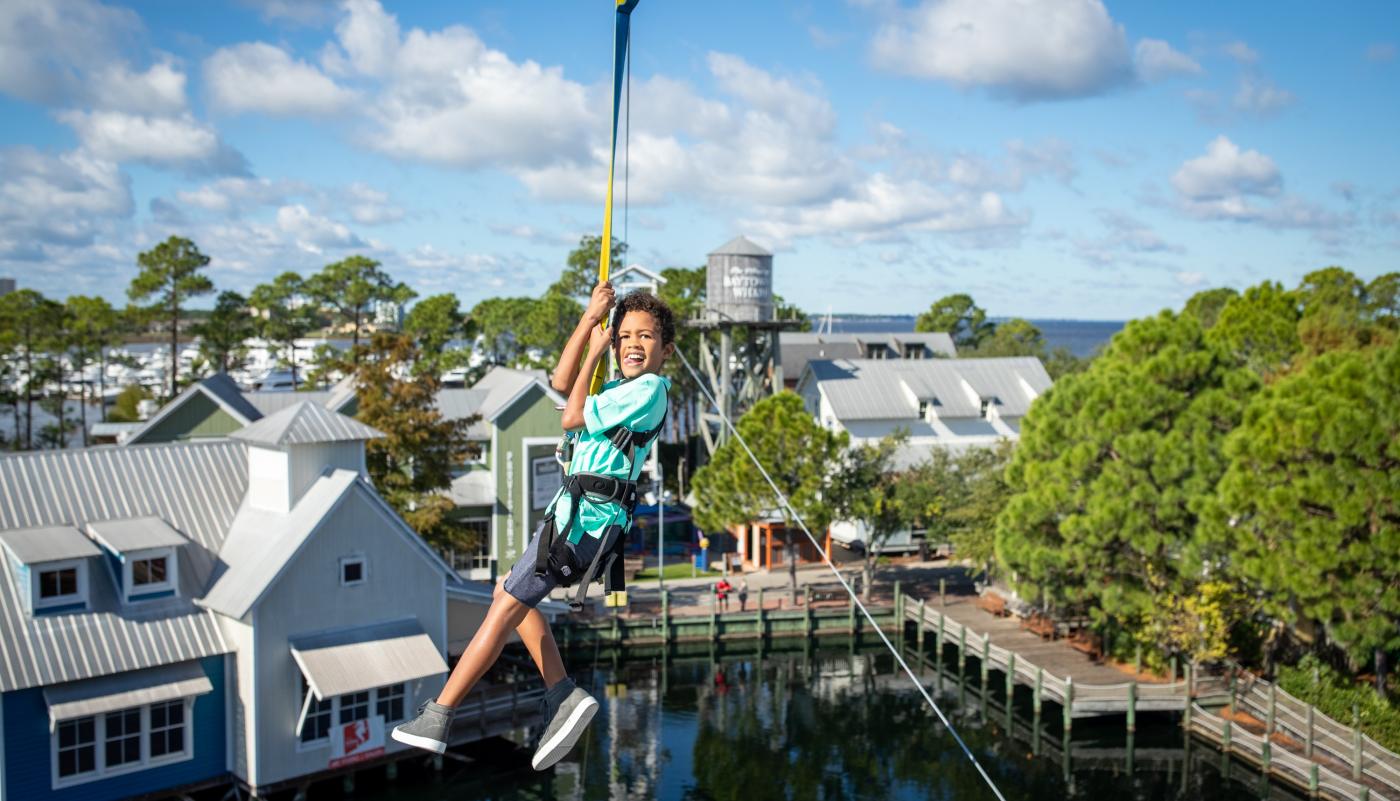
{"left": 738, "top": 579, "right": 749, "bottom": 612}
{"left": 716, "top": 577, "right": 732, "bottom": 611}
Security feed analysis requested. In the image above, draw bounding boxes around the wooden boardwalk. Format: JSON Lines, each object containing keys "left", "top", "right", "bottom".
{"left": 899, "top": 589, "right": 1400, "bottom": 801}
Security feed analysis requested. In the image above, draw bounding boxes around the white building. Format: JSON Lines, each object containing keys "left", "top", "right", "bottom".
{"left": 0, "top": 402, "right": 501, "bottom": 801}
{"left": 796, "top": 356, "right": 1053, "bottom": 551}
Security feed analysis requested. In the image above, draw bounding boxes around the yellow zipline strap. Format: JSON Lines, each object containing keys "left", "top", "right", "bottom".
{"left": 597, "top": 0, "right": 640, "bottom": 607}
{"left": 590, "top": 0, "right": 640, "bottom": 396}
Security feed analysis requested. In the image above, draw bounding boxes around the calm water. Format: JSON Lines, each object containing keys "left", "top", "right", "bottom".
{"left": 827, "top": 316, "right": 1124, "bottom": 359}
{"left": 358, "top": 645, "right": 1304, "bottom": 801}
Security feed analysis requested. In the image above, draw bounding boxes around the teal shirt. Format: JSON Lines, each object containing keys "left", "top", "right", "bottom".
{"left": 554, "top": 372, "right": 671, "bottom": 543}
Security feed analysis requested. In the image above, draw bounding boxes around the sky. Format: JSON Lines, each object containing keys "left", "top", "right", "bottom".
{"left": 1, "top": 0, "right": 1397, "bottom": 320}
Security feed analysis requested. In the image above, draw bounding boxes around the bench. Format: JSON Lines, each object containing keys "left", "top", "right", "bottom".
{"left": 1022, "top": 614, "right": 1056, "bottom": 640}
{"left": 974, "top": 592, "right": 1007, "bottom": 617}
{"left": 1068, "top": 631, "right": 1102, "bottom": 662}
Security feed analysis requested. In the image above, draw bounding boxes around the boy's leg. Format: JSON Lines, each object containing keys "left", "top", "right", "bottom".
{"left": 436, "top": 587, "right": 534, "bottom": 706}
{"left": 515, "top": 602, "right": 568, "bottom": 688}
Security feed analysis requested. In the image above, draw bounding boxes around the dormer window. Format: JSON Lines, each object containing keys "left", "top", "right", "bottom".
{"left": 86, "top": 517, "right": 187, "bottom": 604}
{"left": 0, "top": 525, "right": 102, "bottom": 616}
{"left": 35, "top": 560, "right": 88, "bottom": 611}
{"left": 122, "top": 548, "right": 177, "bottom": 602}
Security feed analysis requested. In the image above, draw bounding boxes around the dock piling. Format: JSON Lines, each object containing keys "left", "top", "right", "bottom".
{"left": 916, "top": 599, "right": 926, "bottom": 654}
{"left": 1127, "top": 681, "right": 1137, "bottom": 734}
{"left": 662, "top": 589, "right": 670, "bottom": 645}
{"left": 939, "top": 577, "right": 946, "bottom": 607}
{"left": 1063, "top": 676, "right": 1074, "bottom": 737}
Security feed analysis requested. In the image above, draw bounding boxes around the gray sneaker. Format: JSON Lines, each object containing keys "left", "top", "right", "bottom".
{"left": 391, "top": 700, "right": 453, "bottom": 754}
{"left": 531, "top": 678, "right": 598, "bottom": 771}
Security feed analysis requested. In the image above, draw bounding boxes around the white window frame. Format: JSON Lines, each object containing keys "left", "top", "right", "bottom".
{"left": 339, "top": 554, "right": 367, "bottom": 587}
{"left": 50, "top": 698, "right": 194, "bottom": 790}
{"left": 294, "top": 677, "right": 407, "bottom": 751}
{"left": 124, "top": 547, "right": 178, "bottom": 602}
{"left": 33, "top": 559, "right": 88, "bottom": 612}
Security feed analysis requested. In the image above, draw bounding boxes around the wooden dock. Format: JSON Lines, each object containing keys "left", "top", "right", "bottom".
{"left": 898, "top": 588, "right": 1400, "bottom": 801}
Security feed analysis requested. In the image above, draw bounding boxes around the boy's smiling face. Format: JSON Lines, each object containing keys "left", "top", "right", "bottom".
{"left": 615, "top": 309, "right": 673, "bottom": 378}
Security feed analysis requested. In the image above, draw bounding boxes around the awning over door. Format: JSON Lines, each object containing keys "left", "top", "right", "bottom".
{"left": 289, "top": 618, "right": 448, "bottom": 700}
{"left": 43, "top": 660, "right": 212, "bottom": 726}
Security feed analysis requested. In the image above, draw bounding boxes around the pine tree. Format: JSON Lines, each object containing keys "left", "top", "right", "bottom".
{"left": 127, "top": 236, "right": 214, "bottom": 400}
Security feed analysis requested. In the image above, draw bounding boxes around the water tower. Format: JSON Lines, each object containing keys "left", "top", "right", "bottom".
{"left": 690, "top": 236, "right": 803, "bottom": 453}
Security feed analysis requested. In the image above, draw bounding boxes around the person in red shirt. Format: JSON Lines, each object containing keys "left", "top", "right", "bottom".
{"left": 716, "top": 578, "right": 733, "bottom": 611}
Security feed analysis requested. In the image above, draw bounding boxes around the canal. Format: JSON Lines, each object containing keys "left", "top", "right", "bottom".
{"left": 355, "top": 644, "right": 1306, "bottom": 801}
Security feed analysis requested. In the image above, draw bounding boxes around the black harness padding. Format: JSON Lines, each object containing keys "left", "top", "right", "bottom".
{"left": 534, "top": 407, "right": 668, "bottom": 610}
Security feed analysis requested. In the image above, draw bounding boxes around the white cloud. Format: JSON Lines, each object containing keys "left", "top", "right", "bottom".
{"left": 94, "top": 61, "right": 188, "bottom": 115}
{"left": 205, "top": 42, "right": 357, "bottom": 115}
{"left": 237, "top": 0, "right": 337, "bottom": 26}
{"left": 742, "top": 173, "right": 1024, "bottom": 245}
{"left": 0, "top": 0, "right": 141, "bottom": 105}
{"left": 1073, "top": 209, "right": 1182, "bottom": 266}
{"left": 1170, "top": 137, "right": 1350, "bottom": 233}
{"left": 1134, "top": 39, "right": 1203, "bottom": 82}
{"left": 1175, "top": 271, "right": 1206, "bottom": 286}
{"left": 327, "top": 0, "right": 400, "bottom": 77}
{"left": 0, "top": 147, "right": 132, "bottom": 259}
{"left": 175, "top": 177, "right": 304, "bottom": 214}
{"left": 1232, "top": 76, "right": 1295, "bottom": 115}
{"left": 868, "top": 0, "right": 1133, "bottom": 101}
{"left": 1366, "top": 43, "right": 1397, "bottom": 63}
{"left": 1171, "top": 136, "right": 1280, "bottom": 200}
{"left": 275, "top": 204, "right": 364, "bottom": 253}
{"left": 1223, "top": 40, "right": 1259, "bottom": 64}
{"left": 344, "top": 183, "right": 403, "bottom": 225}
{"left": 57, "top": 110, "right": 247, "bottom": 174}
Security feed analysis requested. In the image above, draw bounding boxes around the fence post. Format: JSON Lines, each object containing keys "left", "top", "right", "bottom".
{"left": 980, "top": 636, "right": 990, "bottom": 686}
{"left": 1266, "top": 683, "right": 1276, "bottom": 737}
{"left": 936, "top": 612, "right": 945, "bottom": 659}
{"left": 1063, "top": 676, "right": 1073, "bottom": 737}
{"left": 958, "top": 626, "right": 967, "bottom": 673}
{"left": 1034, "top": 667, "right": 1043, "bottom": 719}
{"left": 939, "top": 577, "right": 946, "bottom": 607}
{"left": 1353, "top": 703, "right": 1363, "bottom": 782}
{"left": 894, "top": 581, "right": 903, "bottom": 649}
{"left": 1305, "top": 704, "right": 1314, "bottom": 759}
{"left": 804, "top": 586, "right": 813, "bottom": 638}
{"left": 916, "top": 599, "right": 926, "bottom": 655}
{"left": 662, "top": 589, "right": 670, "bottom": 645}
{"left": 1170, "top": 653, "right": 1178, "bottom": 684}
{"left": 757, "top": 589, "right": 766, "bottom": 642}
{"left": 1222, "top": 718, "right": 1232, "bottom": 751}
{"left": 1006, "top": 652, "right": 1016, "bottom": 709}
{"left": 1127, "top": 681, "right": 1137, "bottom": 734}
{"left": 1308, "top": 764, "right": 1319, "bottom": 799}
{"left": 847, "top": 591, "right": 856, "bottom": 636}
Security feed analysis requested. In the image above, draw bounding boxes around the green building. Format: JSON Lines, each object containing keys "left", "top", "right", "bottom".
{"left": 122, "top": 368, "right": 567, "bottom": 581}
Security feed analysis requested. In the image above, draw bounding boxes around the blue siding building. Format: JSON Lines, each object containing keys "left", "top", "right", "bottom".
{"left": 1, "top": 656, "right": 227, "bottom": 801}
{"left": 0, "top": 402, "right": 484, "bottom": 799}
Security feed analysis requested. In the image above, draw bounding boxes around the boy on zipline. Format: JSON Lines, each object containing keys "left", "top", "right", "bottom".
{"left": 392, "top": 281, "right": 674, "bottom": 771}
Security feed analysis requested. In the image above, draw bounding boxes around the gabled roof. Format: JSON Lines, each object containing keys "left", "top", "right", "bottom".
{"left": 779, "top": 332, "right": 958, "bottom": 382}
{"left": 199, "top": 471, "right": 460, "bottom": 619}
{"left": 709, "top": 235, "right": 771, "bottom": 257}
{"left": 230, "top": 401, "right": 384, "bottom": 447}
{"left": 0, "top": 441, "right": 244, "bottom": 692}
{"left": 472, "top": 366, "right": 564, "bottom": 422}
{"left": 801, "top": 357, "right": 1052, "bottom": 422}
{"left": 126, "top": 373, "right": 261, "bottom": 444}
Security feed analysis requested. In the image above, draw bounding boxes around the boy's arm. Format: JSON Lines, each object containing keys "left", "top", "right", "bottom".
{"left": 561, "top": 323, "right": 611, "bottom": 431}
{"left": 550, "top": 281, "right": 615, "bottom": 395}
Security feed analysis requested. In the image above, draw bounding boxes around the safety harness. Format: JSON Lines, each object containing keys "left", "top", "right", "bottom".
{"left": 535, "top": 408, "right": 667, "bottom": 611}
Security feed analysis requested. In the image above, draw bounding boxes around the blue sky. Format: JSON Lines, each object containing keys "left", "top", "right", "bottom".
{"left": 1, "top": 0, "right": 1396, "bottom": 320}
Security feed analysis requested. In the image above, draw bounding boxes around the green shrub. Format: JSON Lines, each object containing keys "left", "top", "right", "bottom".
{"left": 1278, "top": 654, "right": 1400, "bottom": 753}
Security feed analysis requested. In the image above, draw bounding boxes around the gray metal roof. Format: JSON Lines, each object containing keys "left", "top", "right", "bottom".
{"left": 709, "top": 235, "right": 771, "bottom": 256}
{"left": 780, "top": 332, "right": 957, "bottom": 383}
{"left": 127, "top": 373, "right": 261, "bottom": 443}
{"left": 0, "top": 525, "right": 103, "bottom": 564}
{"left": 43, "top": 659, "right": 212, "bottom": 723}
{"left": 436, "top": 388, "right": 491, "bottom": 439}
{"left": 803, "top": 357, "right": 1052, "bottom": 422}
{"left": 243, "top": 389, "right": 333, "bottom": 416}
{"left": 199, "top": 470, "right": 359, "bottom": 619}
{"left": 86, "top": 516, "right": 187, "bottom": 554}
{"left": 0, "top": 441, "right": 243, "bottom": 692}
{"left": 290, "top": 618, "right": 447, "bottom": 699}
{"left": 471, "top": 366, "right": 562, "bottom": 422}
{"left": 230, "top": 401, "right": 384, "bottom": 446}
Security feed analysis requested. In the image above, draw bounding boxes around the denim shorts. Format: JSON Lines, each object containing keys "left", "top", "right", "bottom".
{"left": 502, "top": 519, "right": 608, "bottom": 608}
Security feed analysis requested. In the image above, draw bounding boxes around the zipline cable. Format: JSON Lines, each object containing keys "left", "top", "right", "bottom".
{"left": 674, "top": 347, "right": 1010, "bottom": 801}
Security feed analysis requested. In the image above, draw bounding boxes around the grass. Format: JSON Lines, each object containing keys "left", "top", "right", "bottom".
{"left": 631, "top": 562, "right": 724, "bottom": 582}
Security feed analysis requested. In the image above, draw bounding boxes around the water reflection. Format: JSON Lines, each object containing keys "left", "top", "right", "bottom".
{"left": 374, "top": 646, "right": 1307, "bottom": 801}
